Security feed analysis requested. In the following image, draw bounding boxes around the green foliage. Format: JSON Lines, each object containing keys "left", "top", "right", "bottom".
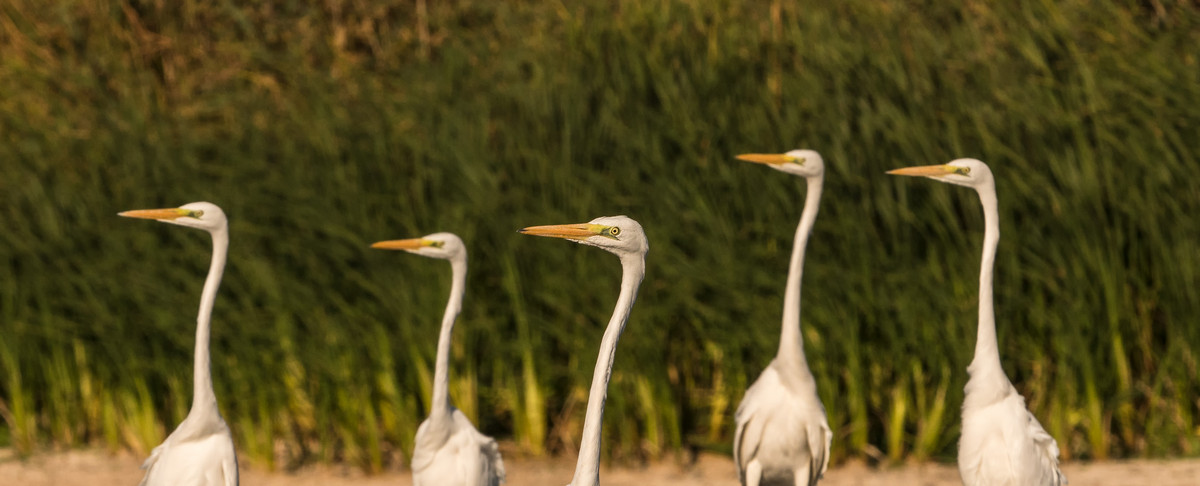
{"left": 1, "top": 0, "right": 1198, "bottom": 471}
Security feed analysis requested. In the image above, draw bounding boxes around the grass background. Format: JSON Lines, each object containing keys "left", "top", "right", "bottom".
{"left": 1, "top": 0, "right": 1199, "bottom": 472}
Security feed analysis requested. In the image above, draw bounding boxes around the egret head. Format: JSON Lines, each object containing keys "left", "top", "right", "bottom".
{"left": 887, "top": 158, "right": 994, "bottom": 190}
{"left": 736, "top": 149, "right": 824, "bottom": 178}
{"left": 370, "top": 232, "right": 465, "bottom": 261}
{"left": 519, "top": 215, "right": 649, "bottom": 258}
{"left": 119, "top": 201, "right": 227, "bottom": 232}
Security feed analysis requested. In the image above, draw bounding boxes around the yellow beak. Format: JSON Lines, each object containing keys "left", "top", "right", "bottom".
{"left": 118, "top": 208, "right": 193, "bottom": 220}
{"left": 886, "top": 164, "right": 957, "bottom": 177}
{"left": 518, "top": 223, "right": 601, "bottom": 240}
{"left": 736, "top": 153, "right": 793, "bottom": 166}
{"left": 371, "top": 238, "right": 429, "bottom": 250}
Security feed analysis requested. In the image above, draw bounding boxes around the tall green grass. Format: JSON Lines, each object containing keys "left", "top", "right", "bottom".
{"left": 1, "top": 0, "right": 1198, "bottom": 471}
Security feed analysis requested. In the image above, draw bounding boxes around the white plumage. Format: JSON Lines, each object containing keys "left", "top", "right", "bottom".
{"left": 139, "top": 423, "right": 238, "bottom": 486}
{"left": 120, "top": 202, "right": 239, "bottom": 486}
{"left": 734, "top": 366, "right": 831, "bottom": 486}
{"left": 411, "top": 409, "right": 506, "bottom": 486}
{"left": 519, "top": 216, "right": 649, "bottom": 486}
{"left": 371, "top": 232, "right": 505, "bottom": 486}
{"left": 889, "top": 159, "right": 1066, "bottom": 486}
{"left": 958, "top": 378, "right": 1064, "bottom": 485}
{"left": 732, "top": 150, "right": 832, "bottom": 486}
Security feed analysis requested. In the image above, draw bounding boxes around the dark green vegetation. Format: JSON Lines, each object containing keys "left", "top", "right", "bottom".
{"left": 2, "top": 0, "right": 1198, "bottom": 472}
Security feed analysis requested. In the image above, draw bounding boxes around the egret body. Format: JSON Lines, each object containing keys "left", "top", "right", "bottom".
{"left": 371, "top": 233, "right": 505, "bottom": 486}
{"left": 519, "top": 216, "right": 649, "bottom": 486}
{"left": 889, "top": 159, "right": 1066, "bottom": 486}
{"left": 732, "top": 150, "right": 832, "bottom": 486}
{"left": 120, "top": 202, "right": 238, "bottom": 486}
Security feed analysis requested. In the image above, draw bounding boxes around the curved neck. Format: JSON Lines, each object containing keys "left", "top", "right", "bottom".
{"left": 431, "top": 254, "right": 467, "bottom": 415}
{"left": 572, "top": 253, "right": 645, "bottom": 486}
{"left": 191, "top": 226, "right": 227, "bottom": 416}
{"left": 776, "top": 175, "right": 822, "bottom": 372}
{"left": 968, "top": 183, "right": 1004, "bottom": 380}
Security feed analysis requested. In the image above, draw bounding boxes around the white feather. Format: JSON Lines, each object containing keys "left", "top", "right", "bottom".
{"left": 139, "top": 413, "right": 238, "bottom": 486}
{"left": 412, "top": 410, "right": 505, "bottom": 486}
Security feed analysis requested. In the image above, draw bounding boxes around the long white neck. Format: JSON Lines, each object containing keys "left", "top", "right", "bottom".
{"left": 966, "top": 182, "right": 1007, "bottom": 390}
{"left": 776, "top": 175, "right": 822, "bottom": 379}
{"left": 431, "top": 254, "right": 467, "bottom": 415}
{"left": 190, "top": 226, "right": 228, "bottom": 417}
{"left": 571, "top": 252, "right": 645, "bottom": 486}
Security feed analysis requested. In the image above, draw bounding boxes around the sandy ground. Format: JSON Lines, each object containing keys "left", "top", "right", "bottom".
{"left": 2, "top": 447, "right": 1199, "bottom": 485}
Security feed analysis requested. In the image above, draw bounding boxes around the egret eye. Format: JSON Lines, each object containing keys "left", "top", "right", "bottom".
{"left": 791, "top": 157, "right": 807, "bottom": 165}
{"left": 955, "top": 167, "right": 971, "bottom": 176}
{"left": 189, "top": 210, "right": 205, "bottom": 218}
{"left": 428, "top": 240, "right": 445, "bottom": 248}
{"left": 607, "top": 227, "right": 621, "bottom": 238}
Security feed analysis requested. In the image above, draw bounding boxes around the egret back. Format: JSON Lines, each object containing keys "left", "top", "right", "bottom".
{"left": 958, "top": 387, "right": 1064, "bottom": 486}
{"left": 140, "top": 422, "right": 237, "bottom": 486}
{"left": 733, "top": 364, "right": 830, "bottom": 486}
{"left": 412, "top": 409, "right": 506, "bottom": 486}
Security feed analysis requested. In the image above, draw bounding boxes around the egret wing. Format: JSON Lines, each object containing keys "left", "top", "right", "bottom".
{"left": 806, "top": 418, "right": 832, "bottom": 483}
{"left": 138, "top": 443, "right": 168, "bottom": 486}
{"left": 480, "top": 434, "right": 506, "bottom": 485}
{"left": 732, "top": 416, "right": 749, "bottom": 481}
{"left": 455, "top": 409, "right": 506, "bottom": 486}
{"left": 1027, "top": 411, "right": 1066, "bottom": 485}
{"left": 222, "top": 440, "right": 239, "bottom": 486}
{"left": 733, "top": 376, "right": 770, "bottom": 483}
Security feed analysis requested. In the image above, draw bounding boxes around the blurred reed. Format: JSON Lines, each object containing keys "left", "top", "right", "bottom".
{"left": 0, "top": 0, "right": 1197, "bottom": 470}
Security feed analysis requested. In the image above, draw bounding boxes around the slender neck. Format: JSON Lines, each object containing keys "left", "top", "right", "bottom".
{"left": 968, "top": 183, "right": 1004, "bottom": 379}
{"left": 430, "top": 254, "right": 467, "bottom": 415}
{"left": 571, "top": 253, "right": 645, "bottom": 486}
{"left": 776, "top": 175, "right": 822, "bottom": 372}
{"left": 191, "top": 226, "right": 227, "bottom": 416}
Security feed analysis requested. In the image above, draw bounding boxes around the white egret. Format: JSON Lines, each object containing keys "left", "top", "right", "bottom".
{"left": 119, "top": 202, "right": 238, "bottom": 486}
{"left": 370, "top": 233, "right": 505, "bottom": 486}
{"left": 889, "top": 159, "right": 1066, "bottom": 486}
{"left": 519, "top": 216, "right": 648, "bottom": 486}
{"left": 731, "top": 150, "right": 832, "bottom": 486}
